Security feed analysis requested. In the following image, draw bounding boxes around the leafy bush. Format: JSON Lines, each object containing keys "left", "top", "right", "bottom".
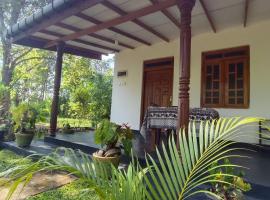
{"left": 11, "top": 103, "right": 38, "bottom": 131}
{"left": 94, "top": 119, "right": 133, "bottom": 156}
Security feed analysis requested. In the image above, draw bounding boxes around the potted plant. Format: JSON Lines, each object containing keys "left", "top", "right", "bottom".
{"left": 93, "top": 119, "right": 133, "bottom": 168}
{"left": 12, "top": 104, "right": 37, "bottom": 147}
{"left": 207, "top": 158, "right": 251, "bottom": 200}
{"left": 62, "top": 123, "right": 74, "bottom": 134}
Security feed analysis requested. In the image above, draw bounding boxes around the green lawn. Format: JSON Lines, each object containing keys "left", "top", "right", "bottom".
{"left": 0, "top": 149, "right": 99, "bottom": 200}
{"left": 36, "top": 118, "right": 92, "bottom": 128}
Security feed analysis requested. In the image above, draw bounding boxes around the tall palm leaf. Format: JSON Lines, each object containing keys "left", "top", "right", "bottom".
{"left": 0, "top": 148, "right": 147, "bottom": 200}
{"left": 144, "top": 117, "right": 260, "bottom": 200}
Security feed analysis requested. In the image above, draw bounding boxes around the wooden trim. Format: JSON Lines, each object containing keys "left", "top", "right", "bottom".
{"left": 12, "top": 0, "right": 104, "bottom": 42}
{"left": 199, "top": 0, "right": 216, "bottom": 33}
{"left": 102, "top": 0, "right": 170, "bottom": 42}
{"left": 76, "top": 13, "right": 151, "bottom": 46}
{"left": 15, "top": 36, "right": 102, "bottom": 59}
{"left": 149, "top": 0, "right": 180, "bottom": 28}
{"left": 140, "top": 57, "right": 174, "bottom": 125}
{"left": 244, "top": 0, "right": 250, "bottom": 27}
{"left": 45, "top": 0, "right": 177, "bottom": 48}
{"left": 56, "top": 22, "right": 135, "bottom": 49}
{"left": 39, "top": 30, "right": 119, "bottom": 53}
{"left": 201, "top": 46, "right": 250, "bottom": 109}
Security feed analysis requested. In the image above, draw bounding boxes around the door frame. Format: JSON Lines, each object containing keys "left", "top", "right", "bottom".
{"left": 140, "top": 56, "right": 174, "bottom": 125}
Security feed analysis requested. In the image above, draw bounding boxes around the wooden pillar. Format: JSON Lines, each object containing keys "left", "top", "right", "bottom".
{"left": 177, "top": 0, "right": 196, "bottom": 136}
{"left": 49, "top": 42, "right": 65, "bottom": 136}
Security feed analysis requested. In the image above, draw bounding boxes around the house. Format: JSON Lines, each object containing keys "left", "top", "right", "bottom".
{"left": 5, "top": 0, "right": 270, "bottom": 145}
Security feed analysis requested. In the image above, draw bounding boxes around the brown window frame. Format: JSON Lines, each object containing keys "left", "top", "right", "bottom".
{"left": 201, "top": 46, "right": 250, "bottom": 109}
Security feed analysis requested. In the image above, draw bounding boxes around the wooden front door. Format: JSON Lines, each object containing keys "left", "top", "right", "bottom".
{"left": 141, "top": 57, "right": 174, "bottom": 123}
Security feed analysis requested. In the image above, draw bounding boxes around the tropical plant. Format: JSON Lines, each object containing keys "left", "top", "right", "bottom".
{"left": 208, "top": 158, "right": 251, "bottom": 199}
{"left": 94, "top": 119, "right": 133, "bottom": 157}
{"left": 0, "top": 117, "right": 260, "bottom": 200}
{"left": 0, "top": 148, "right": 147, "bottom": 200}
{"left": 142, "top": 117, "right": 260, "bottom": 200}
{"left": 62, "top": 123, "right": 74, "bottom": 134}
{"left": 11, "top": 103, "right": 38, "bottom": 133}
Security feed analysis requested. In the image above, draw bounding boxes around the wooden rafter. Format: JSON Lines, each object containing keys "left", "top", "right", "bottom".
{"left": 76, "top": 13, "right": 151, "bottom": 45}
{"left": 56, "top": 22, "right": 135, "bottom": 49}
{"left": 199, "top": 0, "right": 216, "bottom": 33}
{"left": 39, "top": 29, "right": 120, "bottom": 53}
{"left": 244, "top": 0, "right": 250, "bottom": 27}
{"left": 12, "top": 0, "right": 104, "bottom": 42}
{"left": 101, "top": 0, "right": 170, "bottom": 42}
{"left": 16, "top": 36, "right": 103, "bottom": 59}
{"left": 45, "top": 0, "right": 177, "bottom": 48}
{"left": 149, "top": 0, "right": 180, "bottom": 28}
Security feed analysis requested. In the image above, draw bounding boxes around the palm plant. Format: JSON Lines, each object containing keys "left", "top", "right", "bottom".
{"left": 144, "top": 117, "right": 260, "bottom": 200}
{"left": 0, "top": 117, "right": 260, "bottom": 200}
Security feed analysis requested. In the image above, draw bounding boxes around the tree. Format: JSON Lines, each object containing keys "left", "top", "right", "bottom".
{"left": 0, "top": 0, "right": 49, "bottom": 116}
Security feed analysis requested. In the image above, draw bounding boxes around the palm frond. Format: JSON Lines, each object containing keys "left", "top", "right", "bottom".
{"left": 144, "top": 117, "right": 260, "bottom": 200}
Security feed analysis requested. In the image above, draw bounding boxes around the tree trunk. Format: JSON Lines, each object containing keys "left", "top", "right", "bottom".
{"left": 1, "top": 39, "right": 13, "bottom": 116}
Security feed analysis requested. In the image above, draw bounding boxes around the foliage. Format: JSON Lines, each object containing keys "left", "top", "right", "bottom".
{"left": 88, "top": 72, "right": 113, "bottom": 126}
{"left": 0, "top": 148, "right": 147, "bottom": 200}
{"left": 61, "top": 56, "right": 113, "bottom": 125}
{"left": 0, "top": 150, "right": 31, "bottom": 173}
{"left": 27, "top": 180, "right": 99, "bottom": 200}
{"left": 11, "top": 103, "right": 38, "bottom": 132}
{"left": 208, "top": 158, "right": 251, "bottom": 199}
{"left": 0, "top": 117, "right": 260, "bottom": 200}
{"left": 94, "top": 119, "right": 133, "bottom": 156}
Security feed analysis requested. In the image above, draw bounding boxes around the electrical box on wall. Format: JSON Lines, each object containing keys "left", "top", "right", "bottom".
{"left": 117, "top": 70, "right": 127, "bottom": 78}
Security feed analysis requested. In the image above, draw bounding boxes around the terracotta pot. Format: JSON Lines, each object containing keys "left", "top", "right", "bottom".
{"left": 15, "top": 132, "right": 34, "bottom": 147}
{"left": 92, "top": 152, "right": 120, "bottom": 168}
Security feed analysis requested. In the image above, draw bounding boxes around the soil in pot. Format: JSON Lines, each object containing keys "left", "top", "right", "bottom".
{"left": 15, "top": 132, "right": 34, "bottom": 147}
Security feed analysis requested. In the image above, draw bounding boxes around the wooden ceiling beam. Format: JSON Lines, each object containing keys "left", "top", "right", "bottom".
{"left": 45, "top": 0, "right": 177, "bottom": 48}
{"left": 12, "top": 0, "right": 104, "bottom": 42}
{"left": 101, "top": 0, "right": 170, "bottom": 42}
{"left": 76, "top": 13, "right": 151, "bottom": 45}
{"left": 199, "top": 0, "right": 216, "bottom": 33}
{"left": 16, "top": 36, "right": 103, "bottom": 59}
{"left": 244, "top": 0, "right": 250, "bottom": 27}
{"left": 149, "top": 0, "right": 180, "bottom": 29}
{"left": 39, "top": 29, "right": 120, "bottom": 52}
{"left": 56, "top": 22, "right": 135, "bottom": 49}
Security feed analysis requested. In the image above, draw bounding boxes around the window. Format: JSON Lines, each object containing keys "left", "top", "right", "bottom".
{"left": 201, "top": 46, "right": 250, "bottom": 108}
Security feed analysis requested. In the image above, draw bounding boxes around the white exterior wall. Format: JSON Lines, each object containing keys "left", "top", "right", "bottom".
{"left": 111, "top": 20, "right": 270, "bottom": 144}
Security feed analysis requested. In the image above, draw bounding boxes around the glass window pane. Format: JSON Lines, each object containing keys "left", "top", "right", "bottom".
{"left": 237, "top": 80, "right": 243, "bottom": 89}
{"left": 207, "top": 65, "right": 212, "bottom": 74}
{"left": 229, "top": 91, "right": 235, "bottom": 97}
{"left": 237, "top": 98, "right": 244, "bottom": 104}
{"left": 206, "top": 75, "right": 212, "bottom": 89}
{"left": 229, "top": 64, "right": 235, "bottom": 72}
{"left": 213, "top": 98, "right": 219, "bottom": 104}
{"left": 237, "top": 62, "right": 244, "bottom": 78}
{"left": 229, "top": 98, "right": 235, "bottom": 104}
{"left": 213, "top": 81, "right": 219, "bottom": 89}
{"left": 213, "top": 65, "right": 220, "bottom": 79}
{"left": 229, "top": 74, "right": 235, "bottom": 89}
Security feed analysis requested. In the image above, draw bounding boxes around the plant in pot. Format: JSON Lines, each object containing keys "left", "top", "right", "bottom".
{"left": 93, "top": 119, "right": 133, "bottom": 168}
{"left": 62, "top": 123, "right": 74, "bottom": 134}
{"left": 207, "top": 158, "right": 251, "bottom": 200}
{"left": 12, "top": 104, "right": 38, "bottom": 147}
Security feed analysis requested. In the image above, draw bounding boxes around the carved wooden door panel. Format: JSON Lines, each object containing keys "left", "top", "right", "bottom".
{"left": 142, "top": 66, "right": 173, "bottom": 122}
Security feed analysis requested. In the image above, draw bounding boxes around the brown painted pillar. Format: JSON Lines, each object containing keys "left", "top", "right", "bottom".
{"left": 49, "top": 42, "right": 65, "bottom": 136}
{"left": 177, "top": 0, "right": 196, "bottom": 137}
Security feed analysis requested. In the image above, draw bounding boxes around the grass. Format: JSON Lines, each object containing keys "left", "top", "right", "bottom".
{"left": 0, "top": 149, "right": 99, "bottom": 200}
{"left": 27, "top": 180, "right": 99, "bottom": 200}
{"left": 36, "top": 118, "right": 92, "bottom": 128}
